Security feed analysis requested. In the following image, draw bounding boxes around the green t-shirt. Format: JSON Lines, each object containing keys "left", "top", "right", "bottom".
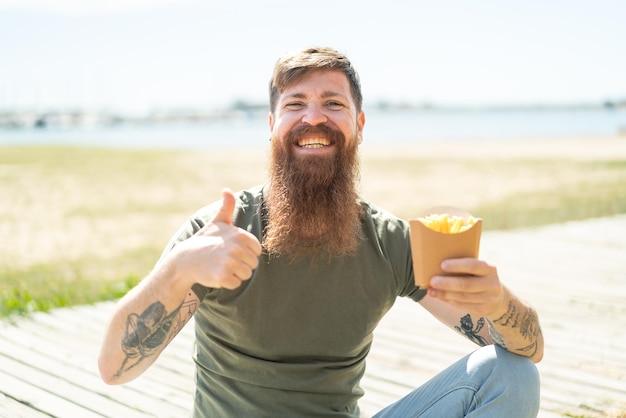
{"left": 162, "top": 185, "right": 426, "bottom": 418}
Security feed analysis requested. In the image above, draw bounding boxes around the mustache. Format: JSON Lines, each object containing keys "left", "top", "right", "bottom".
{"left": 285, "top": 124, "right": 346, "bottom": 147}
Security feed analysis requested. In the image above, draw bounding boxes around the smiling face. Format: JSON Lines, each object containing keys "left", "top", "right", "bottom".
{"left": 264, "top": 69, "right": 366, "bottom": 260}
{"left": 269, "top": 69, "right": 365, "bottom": 160}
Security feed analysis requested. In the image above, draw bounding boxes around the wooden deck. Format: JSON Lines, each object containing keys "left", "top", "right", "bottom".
{"left": 1, "top": 215, "right": 625, "bottom": 417}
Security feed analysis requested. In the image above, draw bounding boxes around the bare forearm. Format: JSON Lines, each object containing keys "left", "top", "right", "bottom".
{"left": 98, "top": 262, "right": 197, "bottom": 384}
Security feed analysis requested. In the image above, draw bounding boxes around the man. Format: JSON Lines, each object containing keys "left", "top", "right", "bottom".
{"left": 99, "top": 46, "right": 543, "bottom": 417}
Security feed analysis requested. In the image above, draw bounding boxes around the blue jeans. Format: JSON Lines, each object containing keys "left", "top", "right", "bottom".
{"left": 372, "top": 345, "right": 540, "bottom": 418}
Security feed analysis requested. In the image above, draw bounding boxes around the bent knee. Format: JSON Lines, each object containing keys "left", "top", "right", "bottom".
{"left": 467, "top": 345, "right": 541, "bottom": 416}
{"left": 471, "top": 345, "right": 540, "bottom": 390}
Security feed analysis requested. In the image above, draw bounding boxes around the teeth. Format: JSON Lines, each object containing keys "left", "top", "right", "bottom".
{"left": 298, "top": 138, "right": 330, "bottom": 148}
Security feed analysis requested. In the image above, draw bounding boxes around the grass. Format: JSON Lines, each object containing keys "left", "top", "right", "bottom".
{"left": 472, "top": 164, "right": 626, "bottom": 229}
{"left": 0, "top": 267, "right": 139, "bottom": 317}
{"left": 0, "top": 145, "right": 267, "bottom": 318}
{"left": 0, "top": 246, "right": 158, "bottom": 317}
{"left": 1, "top": 141, "right": 625, "bottom": 318}
{"left": 360, "top": 153, "right": 626, "bottom": 228}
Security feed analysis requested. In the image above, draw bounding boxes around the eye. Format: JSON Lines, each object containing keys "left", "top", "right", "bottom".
{"left": 325, "top": 101, "right": 345, "bottom": 110}
{"left": 285, "top": 102, "right": 305, "bottom": 110}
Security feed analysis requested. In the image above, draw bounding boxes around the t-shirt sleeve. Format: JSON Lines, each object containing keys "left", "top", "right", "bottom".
{"left": 395, "top": 225, "right": 427, "bottom": 302}
{"left": 371, "top": 206, "right": 427, "bottom": 303}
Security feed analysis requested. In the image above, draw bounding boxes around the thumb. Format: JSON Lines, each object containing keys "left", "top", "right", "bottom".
{"left": 211, "top": 188, "right": 236, "bottom": 225}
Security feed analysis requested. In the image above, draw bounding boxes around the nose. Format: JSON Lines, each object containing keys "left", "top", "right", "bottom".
{"left": 301, "top": 104, "right": 327, "bottom": 126}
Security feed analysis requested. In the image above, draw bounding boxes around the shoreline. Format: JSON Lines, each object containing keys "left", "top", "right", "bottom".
{"left": 2, "top": 134, "right": 625, "bottom": 158}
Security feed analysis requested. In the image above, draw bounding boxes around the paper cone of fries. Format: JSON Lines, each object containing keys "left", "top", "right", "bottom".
{"left": 409, "top": 206, "right": 482, "bottom": 289}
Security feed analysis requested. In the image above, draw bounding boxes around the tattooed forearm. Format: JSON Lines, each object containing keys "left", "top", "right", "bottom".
{"left": 487, "top": 324, "right": 507, "bottom": 348}
{"left": 489, "top": 299, "right": 541, "bottom": 356}
{"left": 455, "top": 314, "right": 489, "bottom": 346}
{"left": 492, "top": 300, "right": 540, "bottom": 341}
{"left": 517, "top": 341, "right": 539, "bottom": 357}
{"left": 114, "top": 297, "right": 196, "bottom": 378}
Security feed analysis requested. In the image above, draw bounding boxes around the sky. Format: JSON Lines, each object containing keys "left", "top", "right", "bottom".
{"left": 1, "top": 0, "right": 625, "bottom": 115}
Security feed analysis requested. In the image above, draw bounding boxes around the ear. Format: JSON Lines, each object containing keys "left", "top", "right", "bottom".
{"left": 357, "top": 111, "right": 365, "bottom": 144}
{"left": 268, "top": 112, "right": 275, "bottom": 131}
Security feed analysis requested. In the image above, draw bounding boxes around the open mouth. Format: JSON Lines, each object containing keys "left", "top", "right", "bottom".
{"left": 297, "top": 137, "right": 331, "bottom": 149}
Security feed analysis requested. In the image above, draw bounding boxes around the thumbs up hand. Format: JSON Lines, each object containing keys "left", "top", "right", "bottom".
{"left": 210, "top": 187, "right": 237, "bottom": 226}
{"left": 168, "top": 189, "right": 262, "bottom": 290}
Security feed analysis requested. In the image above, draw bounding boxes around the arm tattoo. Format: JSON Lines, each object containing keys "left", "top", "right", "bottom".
{"left": 114, "top": 296, "right": 196, "bottom": 378}
{"left": 487, "top": 322, "right": 507, "bottom": 348}
{"left": 492, "top": 300, "right": 540, "bottom": 340}
{"left": 490, "top": 300, "right": 541, "bottom": 355}
{"left": 455, "top": 314, "right": 489, "bottom": 346}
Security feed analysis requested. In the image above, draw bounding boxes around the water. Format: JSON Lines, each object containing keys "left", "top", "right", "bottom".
{"left": 1, "top": 108, "right": 625, "bottom": 149}
{"left": 365, "top": 108, "right": 626, "bottom": 142}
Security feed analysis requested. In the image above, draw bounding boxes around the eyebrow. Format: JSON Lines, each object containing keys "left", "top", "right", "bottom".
{"left": 284, "top": 91, "right": 347, "bottom": 100}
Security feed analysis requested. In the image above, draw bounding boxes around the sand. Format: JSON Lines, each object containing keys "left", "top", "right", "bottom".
{"left": 1, "top": 135, "right": 625, "bottom": 275}
{"left": 360, "top": 135, "right": 626, "bottom": 215}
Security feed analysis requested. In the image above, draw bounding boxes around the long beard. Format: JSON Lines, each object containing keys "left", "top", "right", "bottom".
{"left": 264, "top": 124, "right": 363, "bottom": 262}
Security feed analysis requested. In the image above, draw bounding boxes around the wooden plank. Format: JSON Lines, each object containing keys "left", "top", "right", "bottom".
{"left": 0, "top": 307, "right": 195, "bottom": 416}
{"left": 0, "top": 215, "right": 625, "bottom": 417}
{"left": 0, "top": 337, "right": 189, "bottom": 417}
{"left": 0, "top": 369, "right": 104, "bottom": 418}
{"left": 0, "top": 392, "right": 51, "bottom": 418}
{"left": 4, "top": 306, "right": 196, "bottom": 384}
{"left": 0, "top": 354, "right": 149, "bottom": 418}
